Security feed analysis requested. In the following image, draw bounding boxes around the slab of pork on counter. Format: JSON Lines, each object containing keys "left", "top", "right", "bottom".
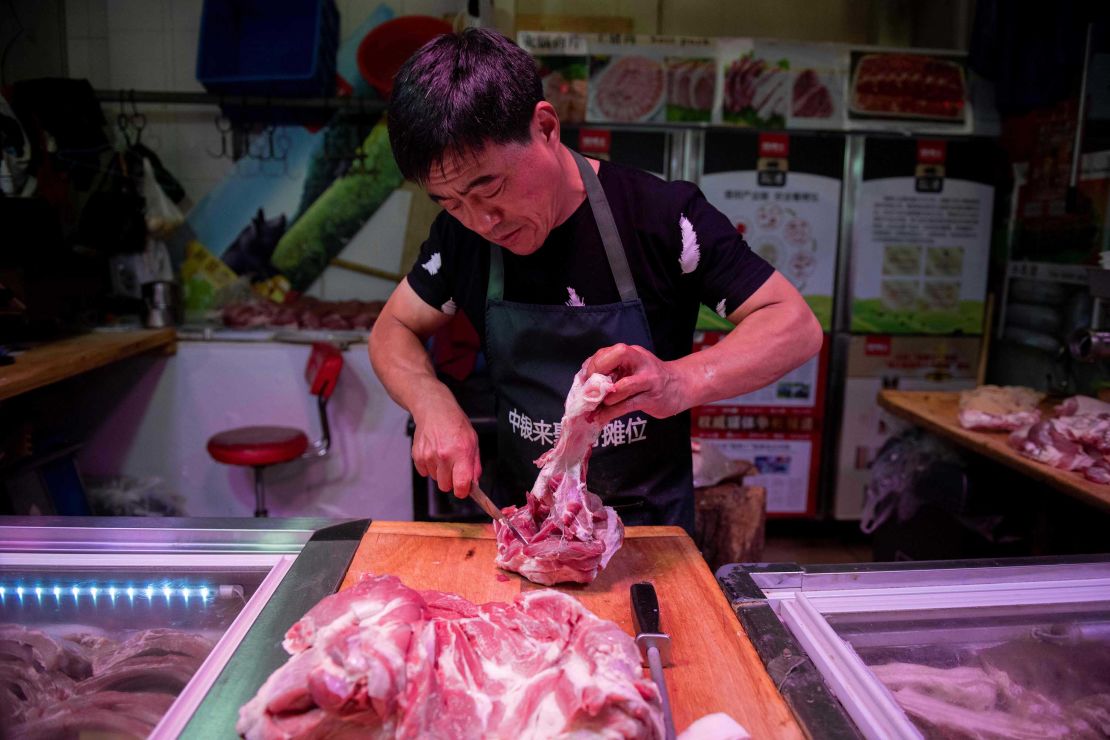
{"left": 493, "top": 369, "right": 625, "bottom": 586}
{"left": 1, "top": 623, "right": 214, "bottom": 739}
{"left": 222, "top": 297, "right": 385, "bottom": 331}
{"left": 238, "top": 573, "right": 664, "bottom": 739}
{"left": 1008, "top": 395, "right": 1110, "bottom": 484}
{"left": 957, "top": 385, "right": 1045, "bottom": 431}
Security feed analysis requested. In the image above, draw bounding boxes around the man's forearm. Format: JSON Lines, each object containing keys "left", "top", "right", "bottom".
{"left": 671, "top": 301, "right": 822, "bottom": 410}
{"left": 369, "top": 314, "right": 459, "bottom": 421}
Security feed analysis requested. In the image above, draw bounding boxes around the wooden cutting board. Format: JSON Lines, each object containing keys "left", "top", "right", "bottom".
{"left": 342, "top": 521, "right": 802, "bottom": 738}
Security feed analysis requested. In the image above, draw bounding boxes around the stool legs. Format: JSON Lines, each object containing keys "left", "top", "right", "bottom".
{"left": 253, "top": 466, "right": 268, "bottom": 517}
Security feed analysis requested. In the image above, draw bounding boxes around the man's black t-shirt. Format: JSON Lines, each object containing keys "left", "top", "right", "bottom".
{"left": 406, "top": 157, "right": 774, "bottom": 362}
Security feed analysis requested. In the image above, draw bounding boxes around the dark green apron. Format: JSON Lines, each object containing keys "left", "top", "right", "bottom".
{"left": 484, "top": 150, "right": 694, "bottom": 533}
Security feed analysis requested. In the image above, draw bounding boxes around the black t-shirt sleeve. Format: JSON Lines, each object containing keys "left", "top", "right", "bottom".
{"left": 405, "top": 212, "right": 458, "bottom": 315}
{"left": 678, "top": 185, "right": 775, "bottom": 319}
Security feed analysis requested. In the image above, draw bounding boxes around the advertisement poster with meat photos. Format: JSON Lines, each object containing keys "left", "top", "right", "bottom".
{"left": 518, "top": 32, "right": 589, "bottom": 125}
{"left": 833, "top": 335, "right": 980, "bottom": 520}
{"left": 850, "top": 137, "right": 994, "bottom": 334}
{"left": 774, "top": 42, "right": 848, "bottom": 130}
{"left": 586, "top": 35, "right": 667, "bottom": 124}
{"left": 699, "top": 131, "right": 844, "bottom": 329}
{"left": 846, "top": 49, "right": 973, "bottom": 134}
{"left": 650, "top": 35, "right": 717, "bottom": 123}
{"left": 715, "top": 39, "right": 788, "bottom": 128}
{"left": 690, "top": 332, "right": 828, "bottom": 516}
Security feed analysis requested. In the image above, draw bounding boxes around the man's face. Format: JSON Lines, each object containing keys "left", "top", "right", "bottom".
{"left": 423, "top": 123, "right": 565, "bottom": 256}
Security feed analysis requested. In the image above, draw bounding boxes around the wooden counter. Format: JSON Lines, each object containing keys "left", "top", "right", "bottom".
{"left": 878, "top": 389, "right": 1110, "bottom": 512}
{"left": 342, "top": 521, "right": 803, "bottom": 738}
{"left": 0, "top": 329, "right": 176, "bottom": 402}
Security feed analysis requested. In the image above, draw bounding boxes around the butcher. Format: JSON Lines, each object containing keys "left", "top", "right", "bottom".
{"left": 369, "top": 28, "right": 822, "bottom": 534}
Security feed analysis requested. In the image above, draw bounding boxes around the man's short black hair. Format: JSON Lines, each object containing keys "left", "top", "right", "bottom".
{"left": 388, "top": 28, "right": 543, "bottom": 184}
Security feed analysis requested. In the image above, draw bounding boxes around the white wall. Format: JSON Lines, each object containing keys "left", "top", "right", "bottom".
{"left": 77, "top": 341, "right": 414, "bottom": 520}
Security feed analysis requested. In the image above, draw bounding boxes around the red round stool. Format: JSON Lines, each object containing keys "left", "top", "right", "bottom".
{"left": 206, "top": 343, "right": 343, "bottom": 517}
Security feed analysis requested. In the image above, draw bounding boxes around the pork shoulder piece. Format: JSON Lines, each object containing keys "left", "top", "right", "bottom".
{"left": 1008, "top": 420, "right": 1098, "bottom": 472}
{"left": 958, "top": 385, "right": 1045, "bottom": 431}
{"left": 494, "top": 369, "right": 625, "bottom": 586}
{"left": 238, "top": 573, "right": 664, "bottom": 740}
{"left": 1055, "top": 395, "right": 1110, "bottom": 417}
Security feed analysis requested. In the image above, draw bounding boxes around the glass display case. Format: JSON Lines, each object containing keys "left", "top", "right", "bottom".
{"left": 718, "top": 556, "right": 1110, "bottom": 739}
{"left": 0, "top": 517, "right": 366, "bottom": 739}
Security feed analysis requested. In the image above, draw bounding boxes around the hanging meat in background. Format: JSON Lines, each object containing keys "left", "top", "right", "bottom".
{"left": 494, "top": 369, "right": 625, "bottom": 585}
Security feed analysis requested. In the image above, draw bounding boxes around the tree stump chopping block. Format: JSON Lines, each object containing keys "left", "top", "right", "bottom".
{"left": 694, "top": 483, "right": 767, "bottom": 572}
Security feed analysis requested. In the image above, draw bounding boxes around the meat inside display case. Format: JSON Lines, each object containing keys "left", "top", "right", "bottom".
{"left": 718, "top": 557, "right": 1110, "bottom": 739}
{"left": 0, "top": 551, "right": 295, "bottom": 739}
{"left": 830, "top": 604, "right": 1110, "bottom": 738}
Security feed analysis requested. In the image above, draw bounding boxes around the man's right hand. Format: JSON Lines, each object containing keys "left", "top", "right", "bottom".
{"left": 411, "top": 401, "right": 481, "bottom": 499}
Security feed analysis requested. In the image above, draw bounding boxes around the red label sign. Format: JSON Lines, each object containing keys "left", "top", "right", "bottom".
{"left": 759, "top": 133, "right": 790, "bottom": 158}
{"left": 864, "top": 335, "right": 892, "bottom": 356}
{"left": 578, "top": 129, "right": 611, "bottom": 155}
{"left": 917, "top": 140, "right": 947, "bottom": 165}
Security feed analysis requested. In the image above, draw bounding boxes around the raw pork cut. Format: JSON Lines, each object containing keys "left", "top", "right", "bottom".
{"left": 493, "top": 369, "right": 625, "bottom": 585}
{"left": 957, "top": 385, "right": 1044, "bottom": 431}
{"left": 1, "top": 624, "right": 213, "bottom": 738}
{"left": 1008, "top": 420, "right": 1097, "bottom": 472}
{"left": 1055, "top": 395, "right": 1110, "bottom": 417}
{"left": 237, "top": 573, "right": 664, "bottom": 739}
{"left": 1007, "top": 394, "right": 1110, "bottom": 484}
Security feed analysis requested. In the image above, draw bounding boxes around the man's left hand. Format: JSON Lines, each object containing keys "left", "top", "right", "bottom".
{"left": 584, "top": 343, "right": 689, "bottom": 426}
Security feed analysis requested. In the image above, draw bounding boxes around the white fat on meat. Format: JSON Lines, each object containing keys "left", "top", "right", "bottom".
{"left": 1007, "top": 396, "right": 1110, "bottom": 483}
{"left": 957, "top": 385, "right": 1044, "bottom": 431}
{"left": 237, "top": 574, "right": 665, "bottom": 739}
{"left": 493, "top": 369, "right": 625, "bottom": 585}
{"left": 677, "top": 713, "right": 751, "bottom": 740}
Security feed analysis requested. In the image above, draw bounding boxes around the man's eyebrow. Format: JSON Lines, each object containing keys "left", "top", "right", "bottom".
{"left": 427, "top": 174, "right": 499, "bottom": 203}
{"left": 460, "top": 174, "right": 497, "bottom": 194}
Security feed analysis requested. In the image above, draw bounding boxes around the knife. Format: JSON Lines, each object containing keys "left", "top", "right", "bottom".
{"left": 631, "top": 582, "right": 676, "bottom": 740}
{"left": 469, "top": 483, "right": 528, "bottom": 545}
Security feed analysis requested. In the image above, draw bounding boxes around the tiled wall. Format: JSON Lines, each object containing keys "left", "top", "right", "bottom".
{"left": 65, "top": 0, "right": 234, "bottom": 206}
{"left": 63, "top": 0, "right": 462, "bottom": 208}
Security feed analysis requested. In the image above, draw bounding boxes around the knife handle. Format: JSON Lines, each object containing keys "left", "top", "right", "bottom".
{"left": 631, "top": 581, "right": 661, "bottom": 634}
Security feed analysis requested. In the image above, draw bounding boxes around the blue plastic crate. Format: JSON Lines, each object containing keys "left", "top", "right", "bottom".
{"left": 196, "top": 0, "right": 339, "bottom": 98}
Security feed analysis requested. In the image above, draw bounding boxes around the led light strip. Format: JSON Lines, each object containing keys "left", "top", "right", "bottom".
{"left": 0, "top": 583, "right": 244, "bottom": 605}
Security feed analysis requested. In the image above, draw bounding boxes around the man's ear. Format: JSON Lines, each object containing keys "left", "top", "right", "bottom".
{"left": 533, "top": 101, "right": 560, "bottom": 145}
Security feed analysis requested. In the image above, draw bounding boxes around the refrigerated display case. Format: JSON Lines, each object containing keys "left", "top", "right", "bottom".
{"left": 718, "top": 555, "right": 1110, "bottom": 739}
{"left": 0, "top": 516, "right": 367, "bottom": 738}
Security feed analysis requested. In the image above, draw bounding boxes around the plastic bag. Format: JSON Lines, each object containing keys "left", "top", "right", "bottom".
{"left": 84, "top": 475, "right": 185, "bottom": 517}
{"left": 692, "top": 440, "right": 753, "bottom": 488}
{"left": 860, "top": 429, "right": 966, "bottom": 534}
{"left": 142, "top": 157, "right": 183, "bottom": 238}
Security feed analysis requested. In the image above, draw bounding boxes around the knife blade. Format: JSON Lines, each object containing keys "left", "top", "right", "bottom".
{"left": 469, "top": 483, "right": 528, "bottom": 545}
{"left": 631, "top": 581, "right": 676, "bottom": 740}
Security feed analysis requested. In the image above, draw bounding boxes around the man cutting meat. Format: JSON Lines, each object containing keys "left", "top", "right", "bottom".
{"left": 369, "top": 29, "right": 822, "bottom": 533}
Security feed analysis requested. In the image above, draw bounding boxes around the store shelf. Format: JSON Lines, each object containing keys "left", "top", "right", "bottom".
{"left": 0, "top": 328, "right": 176, "bottom": 402}
{"left": 878, "top": 389, "right": 1110, "bottom": 512}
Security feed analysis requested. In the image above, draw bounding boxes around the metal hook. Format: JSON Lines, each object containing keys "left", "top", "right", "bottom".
{"left": 127, "top": 90, "right": 146, "bottom": 145}
{"left": 207, "top": 113, "right": 233, "bottom": 159}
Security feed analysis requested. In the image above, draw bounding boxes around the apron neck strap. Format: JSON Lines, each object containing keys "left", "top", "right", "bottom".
{"left": 487, "top": 149, "right": 640, "bottom": 303}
